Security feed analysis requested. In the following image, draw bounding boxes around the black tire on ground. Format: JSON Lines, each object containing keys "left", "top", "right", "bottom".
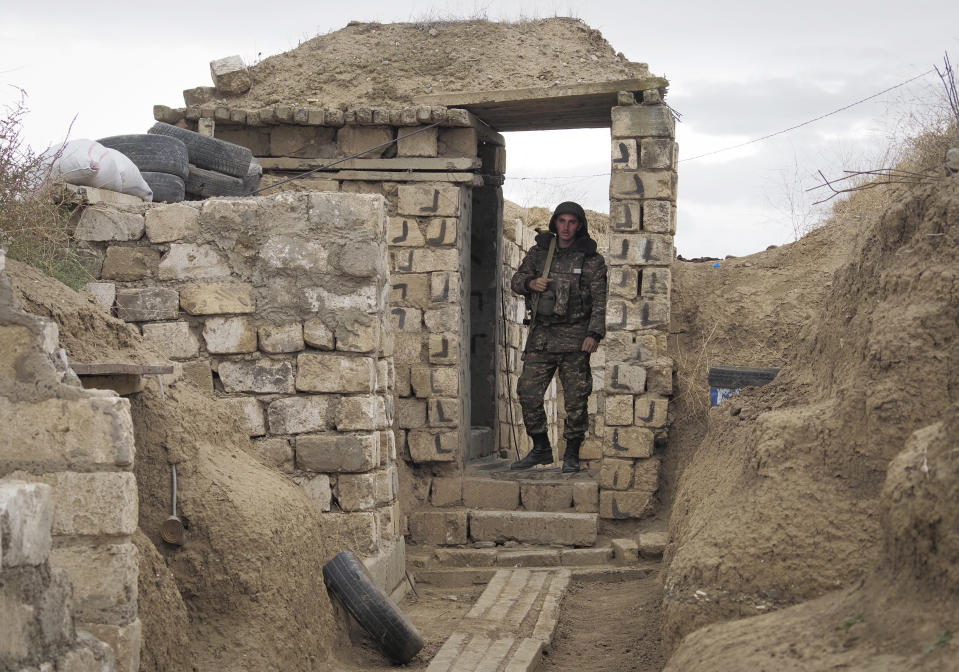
{"left": 96, "top": 134, "right": 190, "bottom": 179}
{"left": 707, "top": 365, "right": 780, "bottom": 389}
{"left": 141, "top": 171, "right": 185, "bottom": 203}
{"left": 148, "top": 122, "right": 253, "bottom": 178}
{"left": 322, "top": 551, "right": 424, "bottom": 664}
{"left": 243, "top": 156, "right": 262, "bottom": 195}
{"left": 184, "top": 165, "right": 247, "bottom": 198}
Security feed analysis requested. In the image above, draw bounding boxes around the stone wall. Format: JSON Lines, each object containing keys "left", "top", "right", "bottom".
{"left": 0, "top": 248, "right": 135, "bottom": 671}
{"left": 76, "top": 193, "right": 402, "bottom": 562}
{"left": 597, "top": 91, "right": 676, "bottom": 519}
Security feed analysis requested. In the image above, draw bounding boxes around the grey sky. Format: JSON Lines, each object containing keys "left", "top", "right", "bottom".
{"left": 3, "top": 0, "right": 957, "bottom": 257}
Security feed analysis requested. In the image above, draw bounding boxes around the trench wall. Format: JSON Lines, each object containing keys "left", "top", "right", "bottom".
{"left": 0, "top": 248, "right": 135, "bottom": 671}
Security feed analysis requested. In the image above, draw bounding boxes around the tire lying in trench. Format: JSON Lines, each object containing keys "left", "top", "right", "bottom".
{"left": 96, "top": 134, "right": 190, "bottom": 179}
{"left": 140, "top": 171, "right": 185, "bottom": 203}
{"left": 322, "top": 550, "right": 424, "bottom": 664}
{"left": 148, "top": 122, "right": 253, "bottom": 178}
{"left": 184, "top": 165, "right": 246, "bottom": 198}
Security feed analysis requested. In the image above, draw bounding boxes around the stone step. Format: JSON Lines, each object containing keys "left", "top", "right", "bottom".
{"left": 412, "top": 564, "right": 656, "bottom": 588}
{"left": 409, "top": 544, "right": 613, "bottom": 571}
{"left": 425, "top": 568, "right": 570, "bottom": 672}
{"left": 407, "top": 508, "right": 598, "bottom": 547}
{"left": 462, "top": 475, "right": 598, "bottom": 513}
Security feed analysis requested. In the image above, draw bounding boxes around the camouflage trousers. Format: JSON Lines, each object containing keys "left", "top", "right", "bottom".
{"left": 517, "top": 350, "right": 592, "bottom": 440}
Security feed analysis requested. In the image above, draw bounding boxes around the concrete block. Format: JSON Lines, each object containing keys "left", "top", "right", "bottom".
{"left": 600, "top": 490, "right": 654, "bottom": 520}
{"left": 337, "top": 395, "right": 387, "bottom": 431}
{"left": 638, "top": 531, "right": 668, "bottom": 559}
{"left": 463, "top": 478, "right": 520, "bottom": 510}
{"left": 82, "top": 618, "right": 141, "bottom": 672}
{"left": 388, "top": 217, "right": 426, "bottom": 247}
{"left": 336, "top": 472, "right": 376, "bottom": 511}
{"left": 431, "top": 477, "right": 462, "bottom": 506}
{"left": 296, "top": 433, "right": 378, "bottom": 473}
{"left": 397, "top": 184, "right": 461, "bottom": 217}
{"left": 296, "top": 353, "right": 375, "bottom": 393}
{"left": 51, "top": 542, "right": 137, "bottom": 623}
{"left": 303, "top": 318, "right": 335, "bottom": 350}
{"left": 141, "top": 321, "right": 199, "bottom": 359}
{"left": 100, "top": 247, "right": 159, "bottom": 281}
{"left": 259, "top": 323, "right": 304, "bottom": 353}
{"left": 220, "top": 397, "right": 266, "bottom": 436}
{"left": 210, "top": 55, "right": 251, "bottom": 94}
{"left": 267, "top": 396, "right": 328, "bottom": 434}
{"left": 561, "top": 547, "right": 612, "bottom": 566}
{"left": 611, "top": 538, "right": 639, "bottom": 564}
{"left": 337, "top": 126, "right": 393, "bottom": 158}
{"left": 251, "top": 437, "right": 294, "bottom": 472}
{"left": 408, "top": 510, "right": 468, "bottom": 545}
{"left": 179, "top": 282, "right": 254, "bottom": 315}
{"left": 437, "top": 127, "right": 477, "bottom": 157}
{"left": 407, "top": 430, "right": 457, "bottom": 462}
{"left": 218, "top": 358, "right": 294, "bottom": 393}
{"left": 610, "top": 201, "right": 641, "bottom": 232}
{"left": 75, "top": 208, "right": 144, "bottom": 242}
{"left": 611, "top": 138, "right": 638, "bottom": 170}
{"left": 605, "top": 427, "right": 654, "bottom": 459}
{"left": 390, "top": 273, "right": 430, "bottom": 309}
{"left": 520, "top": 483, "right": 573, "bottom": 512}
{"left": 634, "top": 396, "right": 668, "bottom": 428}
{"left": 469, "top": 511, "right": 597, "bottom": 547}
{"left": 611, "top": 104, "right": 675, "bottom": 138}
{"left": 145, "top": 203, "right": 199, "bottom": 242}
{"left": 297, "top": 473, "right": 331, "bottom": 511}
{"left": 605, "top": 363, "right": 646, "bottom": 394}
{"left": 0, "top": 396, "right": 134, "bottom": 468}
{"left": 0, "top": 481, "right": 53, "bottom": 565}
{"left": 159, "top": 243, "right": 230, "bottom": 281}
{"left": 203, "top": 316, "right": 257, "bottom": 354}
{"left": 397, "top": 125, "right": 438, "bottom": 157}
{"left": 609, "top": 171, "right": 675, "bottom": 201}
{"left": 572, "top": 481, "right": 599, "bottom": 513}
{"left": 607, "top": 233, "right": 673, "bottom": 267}
{"left": 608, "top": 266, "right": 639, "bottom": 300}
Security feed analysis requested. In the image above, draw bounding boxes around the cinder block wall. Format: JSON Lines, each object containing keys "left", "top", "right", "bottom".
{"left": 598, "top": 91, "right": 676, "bottom": 519}
{"left": 76, "top": 193, "right": 401, "bottom": 560}
{"left": 0, "top": 249, "right": 135, "bottom": 671}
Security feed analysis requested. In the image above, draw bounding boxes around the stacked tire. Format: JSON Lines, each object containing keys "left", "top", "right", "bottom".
{"left": 148, "top": 122, "right": 261, "bottom": 198}
{"left": 96, "top": 134, "right": 189, "bottom": 203}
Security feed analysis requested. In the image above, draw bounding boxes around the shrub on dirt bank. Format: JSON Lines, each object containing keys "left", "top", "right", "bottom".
{"left": 661, "top": 167, "right": 959, "bottom": 666}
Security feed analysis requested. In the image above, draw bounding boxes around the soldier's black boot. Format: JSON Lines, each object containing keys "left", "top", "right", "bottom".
{"left": 562, "top": 437, "right": 582, "bottom": 473}
{"left": 511, "top": 433, "right": 553, "bottom": 470}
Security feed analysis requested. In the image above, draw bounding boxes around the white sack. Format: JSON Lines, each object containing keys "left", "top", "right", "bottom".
{"left": 49, "top": 139, "right": 153, "bottom": 201}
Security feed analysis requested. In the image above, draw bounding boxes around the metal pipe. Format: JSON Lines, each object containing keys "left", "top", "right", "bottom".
{"left": 171, "top": 464, "right": 177, "bottom": 518}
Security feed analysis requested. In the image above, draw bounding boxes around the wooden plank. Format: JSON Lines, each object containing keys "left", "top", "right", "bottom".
{"left": 72, "top": 363, "right": 174, "bottom": 375}
{"left": 257, "top": 157, "right": 481, "bottom": 172}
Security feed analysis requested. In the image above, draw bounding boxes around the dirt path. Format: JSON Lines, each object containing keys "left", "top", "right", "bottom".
{"left": 543, "top": 572, "right": 665, "bottom": 672}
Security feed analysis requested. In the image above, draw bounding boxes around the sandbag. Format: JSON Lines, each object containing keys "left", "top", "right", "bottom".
{"left": 49, "top": 139, "right": 153, "bottom": 201}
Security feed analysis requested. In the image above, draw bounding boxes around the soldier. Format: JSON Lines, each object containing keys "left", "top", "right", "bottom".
{"left": 510, "top": 201, "right": 607, "bottom": 473}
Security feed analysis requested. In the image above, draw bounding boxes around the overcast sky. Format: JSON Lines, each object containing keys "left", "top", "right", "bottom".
{"left": 3, "top": 0, "right": 957, "bottom": 257}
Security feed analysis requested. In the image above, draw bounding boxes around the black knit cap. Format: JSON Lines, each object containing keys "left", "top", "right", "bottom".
{"left": 548, "top": 201, "right": 589, "bottom": 238}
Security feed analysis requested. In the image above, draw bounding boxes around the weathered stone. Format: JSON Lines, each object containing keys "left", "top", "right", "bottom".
{"left": 434, "top": 547, "right": 497, "bottom": 567}
{"left": 428, "top": 333, "right": 458, "bottom": 365}
{"left": 605, "top": 363, "right": 646, "bottom": 394}
{"left": 640, "top": 138, "right": 676, "bottom": 169}
{"left": 561, "top": 547, "right": 612, "bottom": 566}
{"left": 634, "top": 396, "right": 668, "bottom": 428}
{"left": 611, "top": 104, "right": 675, "bottom": 138}
{"left": 390, "top": 307, "right": 423, "bottom": 333}
{"left": 325, "top": 512, "right": 379, "bottom": 554}
{"left": 337, "top": 241, "right": 384, "bottom": 278}
{"left": 179, "top": 282, "right": 255, "bottom": 315}
{"left": 572, "top": 481, "right": 599, "bottom": 513}
{"left": 141, "top": 321, "right": 199, "bottom": 359}
{"left": 411, "top": 365, "right": 458, "bottom": 397}
{"left": 611, "top": 538, "right": 639, "bottom": 564}
{"left": 430, "top": 271, "right": 460, "bottom": 304}
{"left": 336, "top": 472, "right": 376, "bottom": 512}
{"left": 0, "top": 481, "right": 53, "bottom": 565}
{"left": 463, "top": 478, "right": 520, "bottom": 510}
{"left": 75, "top": 208, "right": 144, "bottom": 242}
{"left": 296, "top": 433, "right": 378, "bottom": 473}
{"left": 408, "top": 510, "right": 468, "bottom": 545}
{"left": 269, "top": 126, "right": 335, "bottom": 158}
{"left": 373, "top": 466, "right": 397, "bottom": 505}
{"left": 82, "top": 282, "right": 116, "bottom": 309}
{"left": 605, "top": 394, "right": 634, "bottom": 426}
{"left": 605, "top": 426, "right": 654, "bottom": 458}
{"left": 100, "top": 247, "right": 159, "bottom": 281}
{"left": 388, "top": 217, "right": 426, "bottom": 247}
{"left": 259, "top": 323, "right": 304, "bottom": 353}
{"left": 390, "top": 273, "right": 430, "bottom": 308}
{"left": 427, "top": 397, "right": 459, "bottom": 427}
{"left": 180, "top": 360, "right": 213, "bottom": 394}
{"left": 423, "top": 306, "right": 459, "bottom": 334}
{"left": 520, "top": 483, "right": 574, "bottom": 512}
{"left": 431, "top": 477, "right": 462, "bottom": 506}
{"left": 303, "top": 318, "right": 335, "bottom": 350}
{"left": 144, "top": 203, "right": 199, "bottom": 242}
{"left": 250, "top": 437, "right": 294, "bottom": 472}
{"left": 183, "top": 86, "right": 217, "bottom": 106}
{"left": 337, "top": 126, "right": 393, "bottom": 158}
{"left": 81, "top": 619, "right": 140, "bottom": 672}
{"left": 611, "top": 138, "right": 638, "bottom": 170}
{"left": 397, "top": 184, "right": 461, "bottom": 217}
{"left": 393, "top": 333, "right": 424, "bottom": 364}
{"left": 267, "top": 396, "right": 328, "bottom": 434}
{"left": 499, "top": 549, "right": 561, "bottom": 567}
{"left": 158, "top": 243, "right": 230, "bottom": 280}
{"left": 202, "top": 316, "right": 257, "bottom": 354}
{"left": 638, "top": 531, "right": 668, "bottom": 559}
{"left": 335, "top": 318, "right": 380, "bottom": 353}
{"left": 609, "top": 201, "right": 641, "bottom": 232}
{"left": 210, "top": 55, "right": 252, "bottom": 94}
{"left": 336, "top": 395, "right": 387, "bottom": 431}
{"left": 640, "top": 267, "right": 670, "bottom": 297}
{"left": 646, "top": 359, "right": 673, "bottom": 395}
{"left": 407, "top": 430, "right": 457, "bottom": 462}
{"left": 599, "top": 457, "right": 634, "bottom": 490}
{"left": 469, "top": 511, "right": 597, "bottom": 547}
{"left": 296, "top": 473, "right": 332, "bottom": 511}
{"left": 437, "top": 127, "right": 477, "bottom": 157}
{"left": 609, "top": 171, "right": 675, "bottom": 201}
{"left": 397, "top": 125, "right": 438, "bottom": 157}
{"left": 51, "top": 542, "right": 137, "bottom": 622}
{"left": 296, "top": 353, "right": 375, "bottom": 393}
{"left": 426, "top": 217, "right": 457, "bottom": 246}
{"left": 218, "top": 358, "right": 294, "bottom": 393}
{"left": 220, "top": 397, "right": 266, "bottom": 436}
{"left": 395, "top": 398, "right": 427, "bottom": 428}
{"left": 641, "top": 200, "right": 676, "bottom": 234}
{"left": 600, "top": 490, "right": 654, "bottom": 520}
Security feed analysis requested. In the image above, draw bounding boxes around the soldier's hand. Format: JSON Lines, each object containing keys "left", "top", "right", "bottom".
{"left": 529, "top": 277, "right": 551, "bottom": 292}
{"left": 581, "top": 337, "right": 598, "bottom": 353}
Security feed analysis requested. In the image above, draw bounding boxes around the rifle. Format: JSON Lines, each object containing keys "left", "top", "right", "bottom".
{"left": 528, "top": 233, "right": 557, "bottom": 326}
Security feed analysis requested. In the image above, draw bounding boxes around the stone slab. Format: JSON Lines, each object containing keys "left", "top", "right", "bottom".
{"left": 469, "top": 511, "right": 597, "bottom": 547}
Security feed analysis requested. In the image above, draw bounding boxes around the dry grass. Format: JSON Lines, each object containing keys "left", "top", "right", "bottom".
{"left": 0, "top": 90, "right": 92, "bottom": 290}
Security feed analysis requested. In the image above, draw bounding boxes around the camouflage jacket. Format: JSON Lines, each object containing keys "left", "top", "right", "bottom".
{"left": 511, "top": 231, "right": 608, "bottom": 353}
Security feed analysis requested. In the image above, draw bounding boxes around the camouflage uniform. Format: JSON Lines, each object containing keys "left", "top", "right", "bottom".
{"left": 511, "top": 211, "right": 607, "bottom": 443}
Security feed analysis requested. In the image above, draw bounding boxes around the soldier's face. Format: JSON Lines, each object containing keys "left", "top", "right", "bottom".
{"left": 555, "top": 214, "right": 582, "bottom": 247}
